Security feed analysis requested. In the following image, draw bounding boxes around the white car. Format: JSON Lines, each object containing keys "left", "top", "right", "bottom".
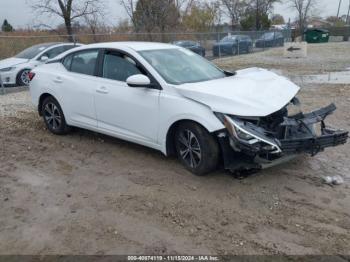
{"left": 0, "top": 42, "right": 82, "bottom": 86}
{"left": 29, "top": 42, "right": 348, "bottom": 175}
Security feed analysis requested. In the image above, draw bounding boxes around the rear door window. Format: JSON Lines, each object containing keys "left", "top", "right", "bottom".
{"left": 69, "top": 50, "right": 99, "bottom": 76}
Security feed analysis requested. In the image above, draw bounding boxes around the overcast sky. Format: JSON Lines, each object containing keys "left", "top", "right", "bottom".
{"left": 0, "top": 0, "right": 349, "bottom": 29}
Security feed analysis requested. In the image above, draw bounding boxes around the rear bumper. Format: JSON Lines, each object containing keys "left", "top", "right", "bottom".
{"left": 217, "top": 103, "right": 348, "bottom": 172}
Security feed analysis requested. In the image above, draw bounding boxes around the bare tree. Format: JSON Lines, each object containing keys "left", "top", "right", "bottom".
{"left": 174, "top": 0, "right": 196, "bottom": 16}
{"left": 132, "top": 0, "right": 180, "bottom": 40}
{"left": 120, "top": 0, "right": 137, "bottom": 29}
{"left": 220, "top": 0, "right": 277, "bottom": 30}
{"left": 289, "top": 0, "right": 315, "bottom": 39}
{"left": 84, "top": 11, "right": 108, "bottom": 42}
{"left": 183, "top": 1, "right": 220, "bottom": 32}
{"left": 220, "top": 0, "right": 247, "bottom": 30}
{"left": 31, "top": 0, "right": 105, "bottom": 41}
{"left": 248, "top": 0, "right": 279, "bottom": 30}
{"left": 120, "top": 0, "right": 194, "bottom": 30}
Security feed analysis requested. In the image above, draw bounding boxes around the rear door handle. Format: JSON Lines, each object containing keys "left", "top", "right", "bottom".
{"left": 96, "top": 86, "right": 109, "bottom": 94}
{"left": 53, "top": 77, "right": 63, "bottom": 83}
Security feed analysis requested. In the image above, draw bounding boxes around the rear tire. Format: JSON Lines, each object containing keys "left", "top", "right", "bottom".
{"left": 247, "top": 45, "right": 253, "bottom": 53}
{"left": 175, "top": 122, "right": 219, "bottom": 176}
{"left": 41, "top": 96, "right": 70, "bottom": 135}
{"left": 231, "top": 46, "right": 237, "bottom": 55}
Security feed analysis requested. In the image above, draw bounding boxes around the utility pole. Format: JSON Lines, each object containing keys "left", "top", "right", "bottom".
{"left": 337, "top": 0, "right": 342, "bottom": 18}
{"left": 347, "top": 0, "right": 350, "bottom": 24}
{"left": 256, "top": 0, "right": 260, "bottom": 31}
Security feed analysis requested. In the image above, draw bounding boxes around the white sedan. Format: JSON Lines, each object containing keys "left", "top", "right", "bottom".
{"left": 0, "top": 42, "right": 81, "bottom": 86}
{"left": 29, "top": 42, "right": 348, "bottom": 175}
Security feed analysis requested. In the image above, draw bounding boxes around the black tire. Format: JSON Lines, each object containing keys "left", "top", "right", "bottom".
{"left": 231, "top": 46, "right": 237, "bottom": 55}
{"left": 41, "top": 96, "right": 70, "bottom": 135}
{"left": 247, "top": 45, "right": 253, "bottom": 53}
{"left": 16, "top": 69, "right": 31, "bottom": 86}
{"left": 175, "top": 122, "right": 219, "bottom": 176}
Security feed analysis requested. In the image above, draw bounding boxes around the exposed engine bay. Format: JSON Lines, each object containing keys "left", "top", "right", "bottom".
{"left": 215, "top": 98, "right": 349, "bottom": 172}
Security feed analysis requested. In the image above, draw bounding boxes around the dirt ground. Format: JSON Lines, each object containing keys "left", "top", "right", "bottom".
{"left": 0, "top": 43, "right": 349, "bottom": 255}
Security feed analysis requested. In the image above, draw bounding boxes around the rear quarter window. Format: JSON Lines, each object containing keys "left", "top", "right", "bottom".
{"left": 63, "top": 54, "right": 73, "bottom": 70}
{"left": 63, "top": 50, "right": 99, "bottom": 76}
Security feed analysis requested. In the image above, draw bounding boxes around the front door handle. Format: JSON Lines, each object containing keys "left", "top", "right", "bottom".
{"left": 96, "top": 86, "right": 109, "bottom": 94}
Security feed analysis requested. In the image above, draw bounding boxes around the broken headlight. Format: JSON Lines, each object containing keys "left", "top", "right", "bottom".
{"left": 234, "top": 127, "right": 255, "bottom": 141}
{"left": 215, "top": 113, "right": 282, "bottom": 154}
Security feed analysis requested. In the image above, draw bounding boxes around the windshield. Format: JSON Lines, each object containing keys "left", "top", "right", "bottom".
{"left": 15, "top": 43, "right": 57, "bottom": 59}
{"left": 139, "top": 48, "right": 226, "bottom": 85}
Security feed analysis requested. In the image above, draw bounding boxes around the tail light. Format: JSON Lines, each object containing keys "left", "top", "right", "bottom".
{"left": 28, "top": 72, "right": 36, "bottom": 81}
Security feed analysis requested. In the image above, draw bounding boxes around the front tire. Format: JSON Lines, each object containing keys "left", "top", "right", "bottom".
{"left": 42, "top": 96, "right": 70, "bottom": 135}
{"left": 175, "top": 122, "right": 219, "bottom": 176}
{"left": 16, "top": 69, "right": 31, "bottom": 86}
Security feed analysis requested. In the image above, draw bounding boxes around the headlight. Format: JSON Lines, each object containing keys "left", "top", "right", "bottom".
{"left": 223, "top": 116, "right": 258, "bottom": 144}
{"left": 215, "top": 112, "right": 282, "bottom": 153}
{"left": 0, "top": 67, "right": 15, "bottom": 72}
{"left": 234, "top": 127, "right": 255, "bottom": 141}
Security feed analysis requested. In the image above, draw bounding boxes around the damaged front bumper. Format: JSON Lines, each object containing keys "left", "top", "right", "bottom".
{"left": 216, "top": 103, "right": 348, "bottom": 172}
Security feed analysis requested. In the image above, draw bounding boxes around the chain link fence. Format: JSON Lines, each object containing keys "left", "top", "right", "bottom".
{"left": 0, "top": 29, "right": 292, "bottom": 58}
{"left": 0, "top": 29, "right": 292, "bottom": 92}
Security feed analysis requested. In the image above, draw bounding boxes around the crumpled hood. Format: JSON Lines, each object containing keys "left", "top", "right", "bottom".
{"left": 0, "top": 57, "right": 28, "bottom": 69}
{"left": 175, "top": 67, "right": 300, "bottom": 117}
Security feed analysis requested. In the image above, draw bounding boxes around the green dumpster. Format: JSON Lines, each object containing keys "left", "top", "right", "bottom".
{"left": 304, "top": 28, "right": 330, "bottom": 43}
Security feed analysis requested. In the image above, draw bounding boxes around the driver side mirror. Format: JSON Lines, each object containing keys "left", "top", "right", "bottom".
{"left": 126, "top": 74, "right": 151, "bottom": 88}
{"left": 40, "top": 56, "right": 49, "bottom": 62}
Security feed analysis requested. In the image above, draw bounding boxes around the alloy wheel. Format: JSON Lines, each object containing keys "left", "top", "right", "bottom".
{"left": 44, "top": 103, "right": 62, "bottom": 130}
{"left": 177, "top": 129, "right": 202, "bottom": 168}
{"left": 20, "top": 70, "right": 31, "bottom": 86}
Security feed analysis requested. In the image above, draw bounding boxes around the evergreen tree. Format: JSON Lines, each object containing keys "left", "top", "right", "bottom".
{"left": 1, "top": 19, "right": 14, "bottom": 32}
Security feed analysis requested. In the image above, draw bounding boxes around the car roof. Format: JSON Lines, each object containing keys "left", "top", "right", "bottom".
{"left": 224, "top": 35, "right": 250, "bottom": 38}
{"left": 80, "top": 42, "right": 179, "bottom": 51}
{"left": 34, "top": 42, "right": 73, "bottom": 47}
{"left": 48, "top": 42, "right": 83, "bottom": 47}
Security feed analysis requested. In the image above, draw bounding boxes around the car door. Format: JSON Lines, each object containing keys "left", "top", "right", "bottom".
{"left": 94, "top": 50, "right": 160, "bottom": 145}
{"left": 56, "top": 49, "right": 100, "bottom": 127}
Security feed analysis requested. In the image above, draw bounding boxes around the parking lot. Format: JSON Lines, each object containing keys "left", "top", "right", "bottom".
{"left": 0, "top": 42, "right": 349, "bottom": 255}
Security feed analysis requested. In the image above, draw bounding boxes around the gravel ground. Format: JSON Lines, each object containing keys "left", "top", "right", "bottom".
{"left": 0, "top": 43, "right": 350, "bottom": 255}
{"left": 216, "top": 42, "right": 350, "bottom": 76}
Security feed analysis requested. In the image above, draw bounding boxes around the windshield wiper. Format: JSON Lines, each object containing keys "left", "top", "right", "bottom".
{"left": 224, "top": 70, "right": 236, "bottom": 77}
